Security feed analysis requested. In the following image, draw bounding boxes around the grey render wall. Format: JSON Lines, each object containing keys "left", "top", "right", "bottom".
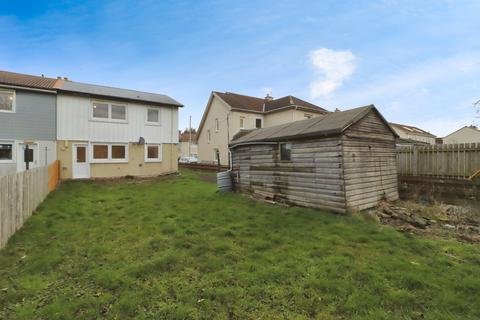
{"left": 0, "top": 88, "right": 56, "bottom": 140}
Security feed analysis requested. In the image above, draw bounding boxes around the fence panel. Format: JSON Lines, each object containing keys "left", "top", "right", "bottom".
{"left": 0, "top": 165, "right": 52, "bottom": 249}
{"left": 397, "top": 143, "right": 480, "bottom": 179}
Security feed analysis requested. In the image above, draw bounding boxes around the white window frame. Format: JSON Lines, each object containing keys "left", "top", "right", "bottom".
{"left": 90, "top": 143, "right": 129, "bottom": 163}
{"left": 144, "top": 144, "right": 162, "bottom": 162}
{"left": 215, "top": 118, "right": 219, "bottom": 132}
{"left": 0, "top": 89, "right": 16, "bottom": 113}
{"left": 255, "top": 117, "right": 263, "bottom": 129}
{"left": 91, "top": 100, "right": 128, "bottom": 123}
{"left": 240, "top": 117, "right": 245, "bottom": 129}
{"left": 0, "top": 140, "right": 15, "bottom": 163}
{"left": 146, "top": 107, "right": 161, "bottom": 126}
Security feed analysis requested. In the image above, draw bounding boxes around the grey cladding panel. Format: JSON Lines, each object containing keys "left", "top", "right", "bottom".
{"left": 0, "top": 89, "right": 56, "bottom": 140}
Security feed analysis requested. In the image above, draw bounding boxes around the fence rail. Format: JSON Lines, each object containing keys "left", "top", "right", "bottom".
{"left": 396, "top": 143, "right": 480, "bottom": 179}
{"left": 0, "top": 161, "right": 59, "bottom": 249}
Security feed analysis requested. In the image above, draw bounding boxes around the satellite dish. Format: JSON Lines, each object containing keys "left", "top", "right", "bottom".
{"left": 138, "top": 137, "right": 145, "bottom": 145}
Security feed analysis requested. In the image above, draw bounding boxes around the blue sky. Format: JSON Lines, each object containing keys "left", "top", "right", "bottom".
{"left": 1, "top": 0, "right": 479, "bottom": 136}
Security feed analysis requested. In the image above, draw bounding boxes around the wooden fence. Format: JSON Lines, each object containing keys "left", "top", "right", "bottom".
{"left": 0, "top": 161, "right": 60, "bottom": 249}
{"left": 396, "top": 143, "right": 480, "bottom": 179}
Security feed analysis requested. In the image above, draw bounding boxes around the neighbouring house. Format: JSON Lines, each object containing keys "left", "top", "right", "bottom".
{"left": 0, "top": 71, "right": 58, "bottom": 176}
{"left": 55, "top": 78, "right": 183, "bottom": 179}
{"left": 230, "top": 105, "right": 399, "bottom": 213}
{"left": 442, "top": 125, "right": 480, "bottom": 144}
{"left": 389, "top": 122, "right": 436, "bottom": 145}
{"left": 197, "top": 91, "right": 328, "bottom": 165}
{"left": 178, "top": 129, "right": 198, "bottom": 159}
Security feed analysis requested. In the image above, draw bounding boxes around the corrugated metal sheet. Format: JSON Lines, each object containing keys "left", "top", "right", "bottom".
{"left": 0, "top": 71, "right": 58, "bottom": 90}
{"left": 58, "top": 80, "right": 183, "bottom": 107}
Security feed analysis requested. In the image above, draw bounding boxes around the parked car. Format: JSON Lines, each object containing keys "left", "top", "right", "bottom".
{"left": 179, "top": 156, "right": 198, "bottom": 164}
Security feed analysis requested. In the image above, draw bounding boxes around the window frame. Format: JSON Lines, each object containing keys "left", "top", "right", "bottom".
{"left": 240, "top": 116, "right": 245, "bottom": 129}
{"left": 0, "top": 89, "right": 16, "bottom": 113}
{"left": 146, "top": 107, "right": 161, "bottom": 126}
{"left": 0, "top": 140, "right": 15, "bottom": 163}
{"left": 144, "top": 144, "right": 162, "bottom": 162}
{"left": 90, "top": 143, "right": 129, "bottom": 163}
{"left": 279, "top": 143, "right": 292, "bottom": 161}
{"left": 255, "top": 117, "right": 263, "bottom": 129}
{"left": 91, "top": 100, "right": 128, "bottom": 123}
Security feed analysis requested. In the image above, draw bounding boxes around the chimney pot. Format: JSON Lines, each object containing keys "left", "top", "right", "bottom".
{"left": 265, "top": 93, "right": 273, "bottom": 101}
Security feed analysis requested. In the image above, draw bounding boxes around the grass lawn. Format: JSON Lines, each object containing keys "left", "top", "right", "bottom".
{"left": 1, "top": 169, "right": 479, "bottom": 319}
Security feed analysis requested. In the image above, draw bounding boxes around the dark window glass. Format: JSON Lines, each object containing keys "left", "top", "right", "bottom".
{"left": 93, "top": 103, "right": 109, "bottom": 118}
{"left": 93, "top": 145, "right": 108, "bottom": 159}
{"left": 280, "top": 143, "right": 292, "bottom": 161}
{"left": 111, "top": 105, "right": 126, "bottom": 120}
{"left": 255, "top": 118, "right": 262, "bottom": 128}
{"left": 0, "top": 91, "right": 14, "bottom": 111}
{"left": 147, "top": 109, "right": 159, "bottom": 122}
{"left": 0, "top": 144, "right": 13, "bottom": 160}
{"left": 76, "top": 146, "right": 86, "bottom": 163}
{"left": 112, "top": 145, "right": 126, "bottom": 159}
{"left": 147, "top": 146, "right": 159, "bottom": 159}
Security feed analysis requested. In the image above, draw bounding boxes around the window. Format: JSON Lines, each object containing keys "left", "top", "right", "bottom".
{"left": 93, "top": 145, "right": 109, "bottom": 160}
{"left": 0, "top": 143, "right": 13, "bottom": 162}
{"left": 240, "top": 117, "right": 245, "bottom": 129}
{"left": 93, "top": 102, "right": 109, "bottom": 119}
{"left": 255, "top": 118, "right": 262, "bottom": 128}
{"left": 111, "top": 105, "right": 126, "bottom": 120}
{"left": 92, "top": 144, "right": 128, "bottom": 162}
{"left": 147, "top": 108, "right": 160, "bottom": 124}
{"left": 280, "top": 143, "right": 292, "bottom": 161}
{"left": 207, "top": 130, "right": 211, "bottom": 143}
{"left": 145, "top": 144, "right": 162, "bottom": 162}
{"left": 92, "top": 101, "right": 127, "bottom": 122}
{"left": 215, "top": 118, "right": 219, "bottom": 132}
{"left": 0, "top": 90, "right": 15, "bottom": 112}
{"left": 111, "top": 145, "right": 126, "bottom": 159}
{"left": 213, "top": 148, "right": 219, "bottom": 163}
{"left": 304, "top": 113, "right": 312, "bottom": 119}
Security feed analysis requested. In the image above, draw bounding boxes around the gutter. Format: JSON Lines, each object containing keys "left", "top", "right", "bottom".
{"left": 0, "top": 84, "right": 56, "bottom": 94}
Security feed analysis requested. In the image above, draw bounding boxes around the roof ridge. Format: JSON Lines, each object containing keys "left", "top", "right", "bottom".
{"left": 0, "top": 70, "right": 57, "bottom": 81}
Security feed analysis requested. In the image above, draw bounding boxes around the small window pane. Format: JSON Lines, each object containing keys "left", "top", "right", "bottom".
{"left": 280, "top": 143, "right": 292, "bottom": 161}
{"left": 147, "top": 109, "right": 159, "bottom": 123}
{"left": 93, "top": 145, "right": 108, "bottom": 159}
{"left": 93, "top": 103, "right": 109, "bottom": 118}
{"left": 240, "top": 117, "right": 245, "bottom": 128}
{"left": 112, "top": 145, "right": 126, "bottom": 159}
{"left": 147, "top": 146, "right": 159, "bottom": 159}
{"left": 0, "top": 144, "right": 13, "bottom": 160}
{"left": 215, "top": 118, "right": 219, "bottom": 131}
{"left": 76, "top": 146, "right": 86, "bottom": 163}
{"left": 255, "top": 118, "right": 262, "bottom": 128}
{"left": 0, "top": 91, "right": 14, "bottom": 111}
{"left": 111, "top": 105, "right": 126, "bottom": 120}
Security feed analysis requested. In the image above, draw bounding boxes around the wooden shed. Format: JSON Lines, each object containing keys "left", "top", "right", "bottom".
{"left": 229, "top": 105, "right": 399, "bottom": 213}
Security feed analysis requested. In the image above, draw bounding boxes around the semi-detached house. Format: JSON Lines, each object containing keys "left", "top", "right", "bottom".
{"left": 0, "top": 70, "right": 183, "bottom": 179}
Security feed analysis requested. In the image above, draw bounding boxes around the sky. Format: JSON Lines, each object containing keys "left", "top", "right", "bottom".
{"left": 1, "top": 0, "right": 479, "bottom": 136}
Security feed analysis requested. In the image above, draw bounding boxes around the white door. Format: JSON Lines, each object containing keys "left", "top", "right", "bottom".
{"left": 73, "top": 144, "right": 90, "bottom": 179}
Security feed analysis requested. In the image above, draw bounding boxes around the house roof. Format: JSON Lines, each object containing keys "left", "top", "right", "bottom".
{"left": 230, "top": 105, "right": 396, "bottom": 147}
{"left": 389, "top": 122, "right": 436, "bottom": 138}
{"left": 0, "top": 70, "right": 58, "bottom": 90}
{"left": 443, "top": 125, "right": 480, "bottom": 139}
{"left": 214, "top": 91, "right": 328, "bottom": 114}
{"left": 57, "top": 79, "right": 183, "bottom": 107}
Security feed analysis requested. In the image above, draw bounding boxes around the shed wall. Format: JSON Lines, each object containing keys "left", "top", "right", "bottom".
{"left": 342, "top": 111, "right": 399, "bottom": 210}
{"left": 231, "top": 137, "right": 347, "bottom": 213}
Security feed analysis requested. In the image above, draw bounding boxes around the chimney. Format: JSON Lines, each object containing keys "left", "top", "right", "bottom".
{"left": 57, "top": 76, "right": 62, "bottom": 79}
{"left": 264, "top": 93, "right": 273, "bottom": 101}
{"left": 289, "top": 96, "right": 294, "bottom": 105}
{"left": 63, "top": 77, "right": 69, "bottom": 81}
{"left": 334, "top": 108, "right": 340, "bottom": 112}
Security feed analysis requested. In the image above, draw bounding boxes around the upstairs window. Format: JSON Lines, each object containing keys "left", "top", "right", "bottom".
{"left": 240, "top": 117, "right": 245, "bottom": 129}
{"left": 215, "top": 118, "right": 219, "bottom": 132}
{"left": 147, "top": 108, "right": 160, "bottom": 124}
{"left": 92, "top": 101, "right": 127, "bottom": 122}
{"left": 0, "top": 142, "right": 13, "bottom": 162}
{"left": 255, "top": 118, "right": 262, "bottom": 128}
{"left": 280, "top": 143, "right": 292, "bottom": 161}
{"left": 207, "top": 130, "right": 211, "bottom": 143}
{"left": 0, "top": 90, "right": 15, "bottom": 112}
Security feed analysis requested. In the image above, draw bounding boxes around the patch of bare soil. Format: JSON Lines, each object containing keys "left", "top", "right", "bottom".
{"left": 364, "top": 201, "right": 480, "bottom": 243}
{"left": 198, "top": 173, "right": 217, "bottom": 183}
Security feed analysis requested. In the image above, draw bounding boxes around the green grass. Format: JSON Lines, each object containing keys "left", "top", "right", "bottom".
{"left": 1, "top": 169, "right": 479, "bottom": 319}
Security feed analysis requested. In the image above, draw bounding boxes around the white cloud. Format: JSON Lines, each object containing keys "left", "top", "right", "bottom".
{"left": 308, "top": 48, "right": 356, "bottom": 98}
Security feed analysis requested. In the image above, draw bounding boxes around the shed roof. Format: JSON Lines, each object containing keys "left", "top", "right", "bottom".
{"left": 0, "top": 70, "right": 58, "bottom": 90}
{"left": 57, "top": 80, "right": 183, "bottom": 107}
{"left": 230, "top": 105, "right": 395, "bottom": 147}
